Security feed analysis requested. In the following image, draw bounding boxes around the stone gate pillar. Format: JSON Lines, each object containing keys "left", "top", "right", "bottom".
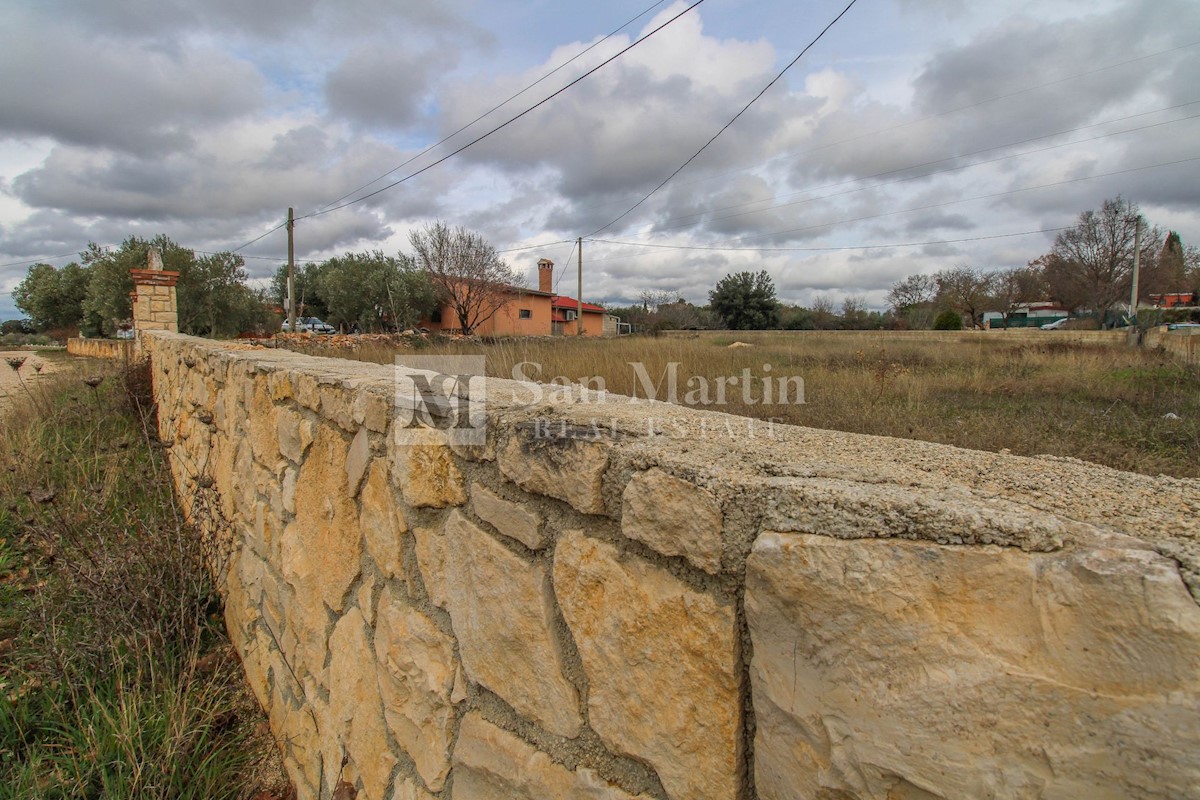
{"left": 131, "top": 248, "right": 179, "bottom": 332}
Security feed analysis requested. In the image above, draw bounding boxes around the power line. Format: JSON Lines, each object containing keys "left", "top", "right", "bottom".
{"left": 582, "top": 156, "right": 1200, "bottom": 261}
{"left": 646, "top": 105, "right": 1200, "bottom": 237}
{"left": 567, "top": 39, "right": 1200, "bottom": 224}
{"left": 231, "top": 219, "right": 289, "bottom": 254}
{"left": 496, "top": 239, "right": 574, "bottom": 254}
{"left": 314, "top": 0, "right": 671, "bottom": 215}
{"left": 587, "top": 0, "right": 860, "bottom": 237}
{"left": 586, "top": 227, "right": 1071, "bottom": 256}
{"left": 297, "top": 0, "right": 709, "bottom": 222}
{"left": 0, "top": 251, "right": 88, "bottom": 268}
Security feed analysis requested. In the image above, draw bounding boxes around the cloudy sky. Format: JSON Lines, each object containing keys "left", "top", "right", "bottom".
{"left": 2, "top": 0, "right": 1198, "bottom": 319}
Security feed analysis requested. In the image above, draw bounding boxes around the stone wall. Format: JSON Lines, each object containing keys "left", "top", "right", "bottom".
{"left": 144, "top": 331, "right": 1200, "bottom": 800}
{"left": 67, "top": 337, "right": 132, "bottom": 359}
{"left": 1146, "top": 326, "right": 1200, "bottom": 365}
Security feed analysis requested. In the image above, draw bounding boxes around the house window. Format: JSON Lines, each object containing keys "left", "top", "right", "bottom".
{"left": 519, "top": 308, "right": 532, "bottom": 319}
{"left": 565, "top": 310, "right": 577, "bottom": 321}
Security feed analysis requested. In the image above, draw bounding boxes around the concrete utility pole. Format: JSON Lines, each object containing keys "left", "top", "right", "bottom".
{"left": 1129, "top": 218, "right": 1142, "bottom": 325}
{"left": 287, "top": 207, "right": 296, "bottom": 335}
{"left": 577, "top": 236, "right": 583, "bottom": 336}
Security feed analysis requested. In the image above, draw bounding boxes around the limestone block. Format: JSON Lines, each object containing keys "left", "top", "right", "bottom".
{"left": 281, "top": 465, "right": 297, "bottom": 515}
{"left": 295, "top": 372, "right": 321, "bottom": 411}
{"left": 277, "top": 407, "right": 315, "bottom": 464}
{"left": 353, "top": 388, "right": 391, "bottom": 433}
{"left": 321, "top": 385, "right": 356, "bottom": 430}
{"left": 392, "top": 437, "right": 466, "bottom": 509}
{"left": 472, "top": 482, "right": 545, "bottom": 549}
{"left": 346, "top": 427, "right": 371, "bottom": 497}
{"left": 498, "top": 430, "right": 610, "bottom": 515}
{"left": 553, "top": 530, "right": 741, "bottom": 800}
{"left": 281, "top": 423, "right": 362, "bottom": 613}
{"left": 412, "top": 526, "right": 448, "bottom": 608}
{"left": 328, "top": 608, "right": 397, "bottom": 800}
{"left": 442, "top": 510, "right": 582, "bottom": 738}
{"left": 392, "top": 778, "right": 437, "bottom": 800}
{"left": 621, "top": 468, "right": 723, "bottom": 573}
{"left": 360, "top": 459, "right": 408, "bottom": 579}
{"left": 451, "top": 712, "right": 652, "bottom": 800}
{"left": 745, "top": 531, "right": 1200, "bottom": 800}
{"left": 248, "top": 381, "right": 280, "bottom": 464}
{"left": 374, "top": 587, "right": 458, "bottom": 791}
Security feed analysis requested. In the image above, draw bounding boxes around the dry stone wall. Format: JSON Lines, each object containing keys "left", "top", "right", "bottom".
{"left": 143, "top": 332, "right": 1200, "bottom": 800}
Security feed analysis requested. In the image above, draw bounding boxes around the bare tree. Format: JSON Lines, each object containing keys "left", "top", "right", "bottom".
{"left": 409, "top": 222, "right": 523, "bottom": 335}
{"left": 1042, "top": 196, "right": 1159, "bottom": 322}
{"left": 886, "top": 273, "right": 938, "bottom": 329}
{"left": 936, "top": 266, "right": 995, "bottom": 329}
{"left": 991, "top": 265, "right": 1046, "bottom": 328}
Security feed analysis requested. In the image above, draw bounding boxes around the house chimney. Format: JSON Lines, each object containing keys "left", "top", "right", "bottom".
{"left": 537, "top": 258, "right": 553, "bottom": 293}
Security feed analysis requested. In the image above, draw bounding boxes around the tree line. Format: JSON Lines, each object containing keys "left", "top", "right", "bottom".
{"left": 10, "top": 222, "right": 524, "bottom": 338}
{"left": 888, "top": 196, "right": 1200, "bottom": 330}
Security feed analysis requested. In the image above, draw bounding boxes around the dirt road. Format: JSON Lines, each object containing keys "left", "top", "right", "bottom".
{"left": 0, "top": 350, "right": 67, "bottom": 418}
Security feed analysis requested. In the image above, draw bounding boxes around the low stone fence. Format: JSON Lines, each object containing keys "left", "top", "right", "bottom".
{"left": 143, "top": 331, "right": 1200, "bottom": 800}
{"left": 66, "top": 337, "right": 132, "bottom": 360}
{"left": 1146, "top": 326, "right": 1200, "bottom": 365}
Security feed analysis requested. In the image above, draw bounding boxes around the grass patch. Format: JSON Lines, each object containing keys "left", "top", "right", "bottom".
{"left": 0, "top": 360, "right": 287, "bottom": 799}
{"left": 284, "top": 331, "right": 1200, "bottom": 478}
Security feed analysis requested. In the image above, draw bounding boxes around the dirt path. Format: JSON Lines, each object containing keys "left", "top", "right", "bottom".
{"left": 0, "top": 350, "right": 67, "bottom": 419}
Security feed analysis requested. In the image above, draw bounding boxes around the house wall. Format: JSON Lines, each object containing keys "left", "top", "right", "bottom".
{"left": 557, "top": 309, "right": 604, "bottom": 337}
{"left": 423, "top": 292, "right": 553, "bottom": 336}
{"left": 143, "top": 331, "right": 1200, "bottom": 800}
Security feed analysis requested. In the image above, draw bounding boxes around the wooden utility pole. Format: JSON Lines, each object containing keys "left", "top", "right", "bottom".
{"left": 577, "top": 236, "right": 583, "bottom": 336}
{"left": 287, "top": 207, "right": 296, "bottom": 334}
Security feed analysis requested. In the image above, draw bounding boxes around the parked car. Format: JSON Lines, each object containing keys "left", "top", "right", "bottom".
{"left": 1040, "top": 317, "right": 1070, "bottom": 330}
{"left": 281, "top": 316, "right": 335, "bottom": 334}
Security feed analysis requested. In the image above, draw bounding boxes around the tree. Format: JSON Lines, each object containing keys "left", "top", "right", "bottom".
{"left": 991, "top": 265, "right": 1046, "bottom": 328}
{"left": 933, "top": 309, "right": 963, "bottom": 330}
{"left": 177, "top": 251, "right": 272, "bottom": 337}
{"left": 314, "top": 251, "right": 435, "bottom": 332}
{"left": 935, "top": 266, "right": 994, "bottom": 329}
{"left": 809, "top": 294, "right": 838, "bottom": 330}
{"left": 887, "top": 273, "right": 938, "bottom": 329}
{"left": 840, "top": 295, "right": 869, "bottom": 329}
{"left": 709, "top": 271, "right": 779, "bottom": 330}
{"left": 81, "top": 236, "right": 195, "bottom": 336}
{"left": 408, "top": 222, "right": 522, "bottom": 335}
{"left": 13, "top": 261, "right": 90, "bottom": 331}
{"left": 270, "top": 261, "right": 328, "bottom": 320}
{"left": 1042, "top": 196, "right": 1158, "bottom": 323}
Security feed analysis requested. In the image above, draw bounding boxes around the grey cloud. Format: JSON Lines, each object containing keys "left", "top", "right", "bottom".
{"left": 0, "top": 27, "right": 262, "bottom": 154}
{"left": 326, "top": 45, "right": 452, "bottom": 129}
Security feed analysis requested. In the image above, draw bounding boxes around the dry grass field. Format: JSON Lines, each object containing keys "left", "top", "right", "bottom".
{"left": 283, "top": 331, "right": 1200, "bottom": 479}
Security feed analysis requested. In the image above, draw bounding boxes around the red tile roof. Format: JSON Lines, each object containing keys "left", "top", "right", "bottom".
{"left": 551, "top": 295, "right": 605, "bottom": 313}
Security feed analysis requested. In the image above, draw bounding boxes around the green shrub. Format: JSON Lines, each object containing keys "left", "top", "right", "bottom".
{"left": 932, "top": 309, "right": 963, "bottom": 330}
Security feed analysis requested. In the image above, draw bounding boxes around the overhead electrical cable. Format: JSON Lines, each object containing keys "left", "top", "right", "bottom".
{"left": 645, "top": 107, "right": 1200, "bottom": 236}
{"left": 568, "top": 39, "right": 1200, "bottom": 224}
{"left": 585, "top": 227, "right": 1072, "bottom": 255}
{"left": 232, "top": 219, "right": 289, "bottom": 254}
{"left": 315, "top": 0, "right": 671, "bottom": 214}
{"left": 296, "top": 0, "right": 709, "bottom": 222}
{"left": 587, "top": 0, "right": 860, "bottom": 237}
{"left": 581, "top": 155, "right": 1200, "bottom": 260}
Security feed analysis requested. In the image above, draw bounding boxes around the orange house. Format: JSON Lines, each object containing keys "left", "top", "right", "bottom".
{"left": 420, "top": 258, "right": 605, "bottom": 336}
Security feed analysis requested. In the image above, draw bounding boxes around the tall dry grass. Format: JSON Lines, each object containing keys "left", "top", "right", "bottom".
{"left": 286, "top": 331, "right": 1200, "bottom": 478}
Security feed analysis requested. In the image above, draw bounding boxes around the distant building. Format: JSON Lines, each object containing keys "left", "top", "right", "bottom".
{"left": 419, "top": 258, "right": 608, "bottom": 336}
{"left": 983, "top": 301, "right": 1068, "bottom": 329}
{"left": 1149, "top": 292, "right": 1199, "bottom": 309}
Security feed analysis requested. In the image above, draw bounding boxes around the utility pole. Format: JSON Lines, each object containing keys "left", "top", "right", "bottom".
{"left": 1129, "top": 218, "right": 1142, "bottom": 327}
{"left": 287, "top": 207, "right": 296, "bottom": 335}
{"left": 577, "top": 236, "right": 583, "bottom": 336}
